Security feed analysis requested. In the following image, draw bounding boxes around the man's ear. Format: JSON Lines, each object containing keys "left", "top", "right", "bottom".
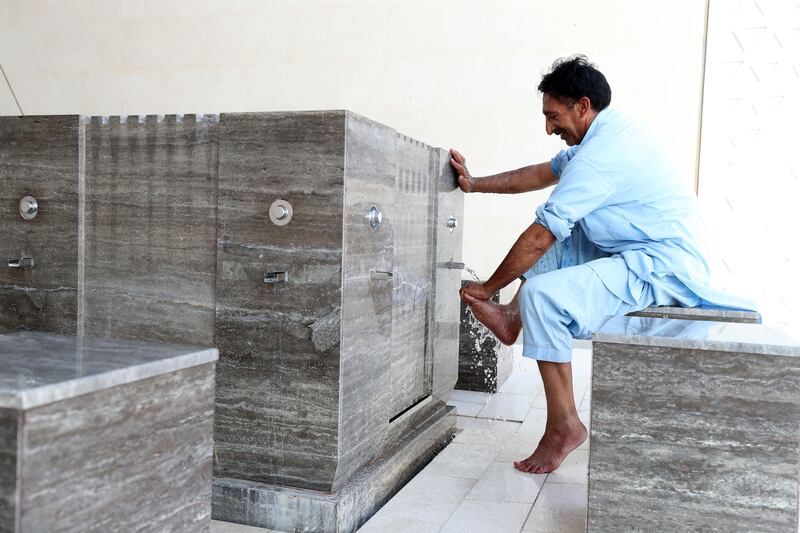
{"left": 577, "top": 96, "right": 592, "bottom": 116}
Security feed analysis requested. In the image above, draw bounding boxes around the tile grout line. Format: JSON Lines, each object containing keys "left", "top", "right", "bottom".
{"left": 518, "top": 473, "right": 549, "bottom": 533}
{"left": 434, "top": 476, "right": 479, "bottom": 533}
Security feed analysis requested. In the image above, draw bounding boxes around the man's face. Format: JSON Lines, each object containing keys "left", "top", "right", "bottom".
{"left": 542, "top": 93, "right": 585, "bottom": 146}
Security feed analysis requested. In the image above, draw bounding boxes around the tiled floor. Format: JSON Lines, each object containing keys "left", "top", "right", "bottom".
{"left": 211, "top": 344, "right": 593, "bottom": 533}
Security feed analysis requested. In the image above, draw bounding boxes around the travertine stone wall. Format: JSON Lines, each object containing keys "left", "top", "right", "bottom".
{"left": 0, "top": 115, "right": 79, "bottom": 335}
{"left": 388, "top": 133, "right": 435, "bottom": 418}
{"left": 0, "top": 408, "right": 17, "bottom": 533}
{"left": 83, "top": 114, "right": 219, "bottom": 345}
{"left": 214, "top": 111, "right": 347, "bottom": 491}
{"left": 430, "top": 147, "right": 463, "bottom": 401}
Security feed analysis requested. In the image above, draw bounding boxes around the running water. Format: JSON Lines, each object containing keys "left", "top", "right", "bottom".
{"left": 464, "top": 266, "right": 481, "bottom": 282}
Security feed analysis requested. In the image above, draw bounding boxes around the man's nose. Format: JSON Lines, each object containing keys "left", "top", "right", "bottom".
{"left": 545, "top": 121, "right": 555, "bottom": 135}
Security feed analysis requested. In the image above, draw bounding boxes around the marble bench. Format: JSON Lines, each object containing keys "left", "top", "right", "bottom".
{"left": 0, "top": 331, "right": 218, "bottom": 532}
{"left": 588, "top": 315, "right": 800, "bottom": 531}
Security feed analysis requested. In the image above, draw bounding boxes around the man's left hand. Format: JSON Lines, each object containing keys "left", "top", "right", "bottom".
{"left": 460, "top": 282, "right": 494, "bottom": 302}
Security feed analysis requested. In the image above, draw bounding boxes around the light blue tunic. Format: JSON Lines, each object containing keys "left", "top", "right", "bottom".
{"left": 520, "top": 108, "right": 755, "bottom": 362}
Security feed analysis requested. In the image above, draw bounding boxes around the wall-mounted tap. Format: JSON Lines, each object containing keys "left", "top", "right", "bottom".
{"left": 8, "top": 256, "right": 34, "bottom": 269}
{"left": 19, "top": 196, "right": 38, "bottom": 220}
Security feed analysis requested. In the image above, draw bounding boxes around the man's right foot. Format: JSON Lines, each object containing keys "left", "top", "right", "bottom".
{"left": 461, "top": 292, "right": 522, "bottom": 345}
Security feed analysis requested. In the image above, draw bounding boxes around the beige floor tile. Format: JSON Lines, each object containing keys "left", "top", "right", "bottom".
{"left": 532, "top": 386, "right": 586, "bottom": 410}
{"left": 379, "top": 472, "right": 476, "bottom": 526}
{"left": 448, "top": 389, "right": 492, "bottom": 404}
{"left": 576, "top": 409, "right": 591, "bottom": 450}
{"left": 455, "top": 415, "right": 474, "bottom": 431}
{"left": 453, "top": 417, "right": 520, "bottom": 448}
{"left": 496, "top": 429, "right": 538, "bottom": 462}
{"left": 441, "top": 500, "right": 532, "bottom": 533}
{"left": 546, "top": 450, "right": 588, "bottom": 485}
{"left": 579, "top": 389, "right": 592, "bottom": 410}
{"left": 507, "top": 410, "right": 547, "bottom": 460}
{"left": 211, "top": 520, "right": 272, "bottom": 533}
{"left": 358, "top": 511, "right": 442, "bottom": 532}
{"left": 448, "top": 399, "right": 483, "bottom": 417}
{"left": 476, "top": 392, "right": 536, "bottom": 422}
{"left": 466, "top": 461, "right": 546, "bottom": 504}
{"left": 423, "top": 442, "right": 498, "bottom": 480}
{"left": 499, "top": 362, "right": 543, "bottom": 396}
{"left": 522, "top": 483, "right": 587, "bottom": 532}
{"left": 518, "top": 408, "right": 548, "bottom": 437}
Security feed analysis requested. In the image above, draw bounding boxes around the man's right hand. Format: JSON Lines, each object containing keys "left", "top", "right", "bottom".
{"left": 449, "top": 148, "right": 475, "bottom": 193}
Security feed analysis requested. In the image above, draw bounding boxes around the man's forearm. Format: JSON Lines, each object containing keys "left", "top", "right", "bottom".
{"left": 483, "top": 223, "right": 556, "bottom": 295}
{"left": 472, "top": 162, "right": 557, "bottom": 194}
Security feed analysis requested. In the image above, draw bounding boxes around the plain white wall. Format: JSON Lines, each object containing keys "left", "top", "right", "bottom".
{"left": 0, "top": 0, "right": 707, "bottom": 303}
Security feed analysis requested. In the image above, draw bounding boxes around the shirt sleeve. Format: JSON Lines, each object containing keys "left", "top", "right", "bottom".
{"left": 549, "top": 146, "right": 579, "bottom": 178}
{"left": 535, "top": 159, "right": 616, "bottom": 242}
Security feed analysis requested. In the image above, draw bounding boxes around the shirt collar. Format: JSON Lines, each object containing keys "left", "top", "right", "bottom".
{"left": 579, "top": 108, "right": 610, "bottom": 145}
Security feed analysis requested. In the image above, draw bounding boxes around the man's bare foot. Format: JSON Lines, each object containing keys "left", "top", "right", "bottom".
{"left": 462, "top": 292, "right": 521, "bottom": 345}
{"left": 513, "top": 417, "right": 587, "bottom": 474}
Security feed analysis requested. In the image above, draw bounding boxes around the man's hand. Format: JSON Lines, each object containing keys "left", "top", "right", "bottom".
{"left": 460, "top": 282, "right": 494, "bottom": 302}
{"left": 449, "top": 148, "right": 475, "bottom": 193}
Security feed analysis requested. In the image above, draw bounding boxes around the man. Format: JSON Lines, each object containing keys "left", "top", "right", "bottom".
{"left": 450, "top": 55, "right": 754, "bottom": 474}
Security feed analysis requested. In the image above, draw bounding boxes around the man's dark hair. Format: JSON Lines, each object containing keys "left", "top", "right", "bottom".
{"left": 538, "top": 55, "right": 612, "bottom": 111}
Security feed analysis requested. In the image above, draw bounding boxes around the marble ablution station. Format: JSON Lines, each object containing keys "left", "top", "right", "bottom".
{"left": 0, "top": 111, "right": 464, "bottom": 532}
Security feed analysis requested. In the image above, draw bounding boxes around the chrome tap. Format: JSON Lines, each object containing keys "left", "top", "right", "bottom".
{"left": 8, "top": 256, "right": 34, "bottom": 269}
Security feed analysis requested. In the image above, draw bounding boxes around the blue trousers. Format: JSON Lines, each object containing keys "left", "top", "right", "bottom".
{"left": 520, "top": 225, "right": 675, "bottom": 363}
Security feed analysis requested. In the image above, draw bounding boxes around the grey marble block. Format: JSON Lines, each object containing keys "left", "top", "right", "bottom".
{"left": 628, "top": 305, "right": 761, "bottom": 324}
{"left": 212, "top": 403, "right": 455, "bottom": 533}
{"left": 83, "top": 114, "right": 219, "bottom": 346}
{"left": 589, "top": 316, "right": 800, "bottom": 532}
{"left": 213, "top": 111, "right": 462, "bottom": 531}
{"left": 0, "top": 331, "right": 218, "bottom": 532}
{"left": 0, "top": 115, "right": 80, "bottom": 335}
{"left": 430, "top": 147, "right": 463, "bottom": 402}
{"left": 388, "top": 133, "right": 435, "bottom": 419}
{"left": 456, "top": 281, "right": 512, "bottom": 393}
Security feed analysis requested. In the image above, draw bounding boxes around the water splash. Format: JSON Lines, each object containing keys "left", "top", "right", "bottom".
{"left": 464, "top": 266, "right": 481, "bottom": 282}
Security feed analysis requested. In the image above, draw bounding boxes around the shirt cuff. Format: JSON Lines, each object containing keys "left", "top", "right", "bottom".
{"left": 535, "top": 204, "right": 572, "bottom": 242}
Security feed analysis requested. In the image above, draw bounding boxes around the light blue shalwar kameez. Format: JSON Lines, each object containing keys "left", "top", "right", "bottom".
{"left": 521, "top": 108, "right": 755, "bottom": 363}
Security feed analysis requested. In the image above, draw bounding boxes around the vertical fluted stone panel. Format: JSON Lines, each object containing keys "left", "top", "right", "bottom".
{"left": 83, "top": 115, "right": 218, "bottom": 345}
{"left": 214, "top": 111, "right": 346, "bottom": 491}
{"left": 0, "top": 116, "right": 79, "bottom": 335}
{"left": 334, "top": 112, "right": 394, "bottom": 489}
{"left": 0, "top": 408, "right": 17, "bottom": 533}
{"left": 589, "top": 316, "right": 800, "bottom": 532}
{"left": 430, "top": 148, "right": 463, "bottom": 401}
{"left": 17, "top": 362, "right": 215, "bottom": 532}
{"left": 387, "top": 133, "right": 435, "bottom": 418}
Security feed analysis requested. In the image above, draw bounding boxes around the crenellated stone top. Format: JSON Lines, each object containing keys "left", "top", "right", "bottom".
{"left": 0, "top": 331, "right": 218, "bottom": 410}
{"left": 594, "top": 315, "right": 800, "bottom": 357}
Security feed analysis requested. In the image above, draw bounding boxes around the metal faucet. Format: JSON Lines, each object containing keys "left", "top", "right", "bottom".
{"left": 8, "top": 256, "right": 34, "bottom": 269}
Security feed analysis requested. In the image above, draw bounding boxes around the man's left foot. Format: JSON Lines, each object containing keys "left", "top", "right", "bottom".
{"left": 513, "top": 417, "right": 587, "bottom": 474}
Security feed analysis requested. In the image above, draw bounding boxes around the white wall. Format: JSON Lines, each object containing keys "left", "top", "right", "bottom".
{"left": 0, "top": 0, "right": 707, "bottom": 302}
{"left": 698, "top": 0, "right": 800, "bottom": 335}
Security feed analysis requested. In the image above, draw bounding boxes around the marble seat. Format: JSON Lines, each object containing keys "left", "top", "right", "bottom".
{"left": 0, "top": 331, "right": 218, "bottom": 533}
{"left": 588, "top": 315, "right": 800, "bottom": 531}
